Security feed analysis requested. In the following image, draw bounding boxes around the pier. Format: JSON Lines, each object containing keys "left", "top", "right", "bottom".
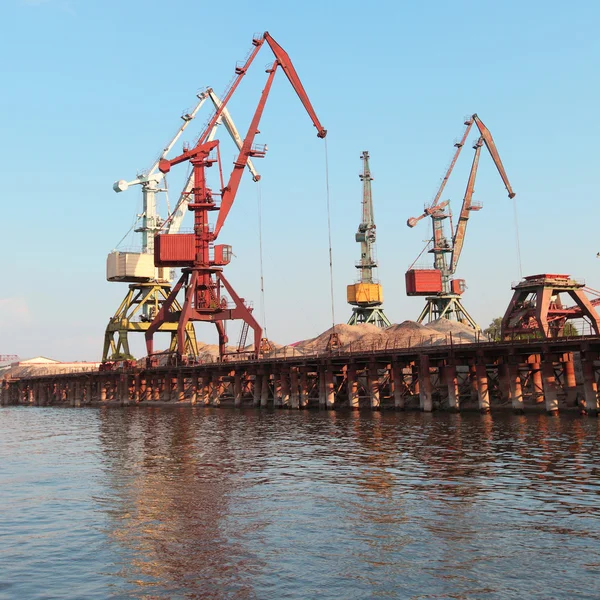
{"left": 3, "top": 336, "right": 600, "bottom": 415}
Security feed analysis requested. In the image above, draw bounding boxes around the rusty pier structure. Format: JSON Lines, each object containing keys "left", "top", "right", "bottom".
{"left": 3, "top": 337, "right": 600, "bottom": 415}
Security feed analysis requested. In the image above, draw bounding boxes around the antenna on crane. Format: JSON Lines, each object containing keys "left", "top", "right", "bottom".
{"left": 346, "top": 151, "right": 391, "bottom": 328}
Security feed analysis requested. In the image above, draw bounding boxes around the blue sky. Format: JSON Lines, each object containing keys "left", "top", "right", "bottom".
{"left": 2, "top": 0, "right": 599, "bottom": 360}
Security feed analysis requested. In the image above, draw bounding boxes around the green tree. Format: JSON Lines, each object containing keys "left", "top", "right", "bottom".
{"left": 484, "top": 317, "right": 503, "bottom": 341}
{"left": 562, "top": 322, "right": 579, "bottom": 337}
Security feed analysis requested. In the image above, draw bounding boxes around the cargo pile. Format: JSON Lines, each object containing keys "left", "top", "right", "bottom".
{"left": 270, "top": 319, "right": 480, "bottom": 357}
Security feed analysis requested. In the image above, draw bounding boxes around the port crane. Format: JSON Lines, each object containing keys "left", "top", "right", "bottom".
{"left": 405, "top": 114, "right": 515, "bottom": 329}
{"left": 145, "top": 31, "right": 326, "bottom": 362}
{"left": 103, "top": 89, "right": 258, "bottom": 362}
{"left": 347, "top": 151, "right": 391, "bottom": 327}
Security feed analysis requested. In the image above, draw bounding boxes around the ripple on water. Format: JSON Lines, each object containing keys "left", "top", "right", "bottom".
{"left": 1, "top": 407, "right": 600, "bottom": 599}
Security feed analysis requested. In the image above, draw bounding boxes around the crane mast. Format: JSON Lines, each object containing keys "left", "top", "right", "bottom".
{"left": 347, "top": 151, "right": 391, "bottom": 328}
{"left": 405, "top": 114, "right": 515, "bottom": 330}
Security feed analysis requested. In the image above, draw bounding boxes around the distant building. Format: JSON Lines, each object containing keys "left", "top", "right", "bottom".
{"left": 2, "top": 357, "right": 101, "bottom": 379}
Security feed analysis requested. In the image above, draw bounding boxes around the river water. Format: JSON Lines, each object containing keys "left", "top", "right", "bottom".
{"left": 1, "top": 406, "right": 600, "bottom": 599}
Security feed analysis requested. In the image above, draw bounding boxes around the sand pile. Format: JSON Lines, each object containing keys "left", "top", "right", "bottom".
{"left": 187, "top": 318, "right": 481, "bottom": 360}
{"left": 384, "top": 320, "right": 444, "bottom": 347}
{"left": 424, "top": 318, "right": 479, "bottom": 343}
{"left": 294, "top": 323, "right": 387, "bottom": 354}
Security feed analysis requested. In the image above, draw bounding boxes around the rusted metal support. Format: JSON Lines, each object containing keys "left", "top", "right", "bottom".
{"left": 325, "top": 367, "right": 335, "bottom": 410}
{"left": 300, "top": 370, "right": 309, "bottom": 409}
{"left": 273, "top": 373, "right": 283, "bottom": 408}
{"left": 392, "top": 362, "right": 404, "bottom": 410}
{"left": 475, "top": 364, "right": 490, "bottom": 413}
{"left": 582, "top": 359, "right": 598, "bottom": 414}
{"left": 368, "top": 361, "right": 380, "bottom": 410}
{"left": 469, "top": 364, "right": 478, "bottom": 401}
{"left": 498, "top": 363, "right": 511, "bottom": 405}
{"left": 211, "top": 375, "right": 223, "bottom": 407}
{"left": 253, "top": 374, "right": 261, "bottom": 407}
{"left": 233, "top": 372, "right": 242, "bottom": 407}
{"left": 318, "top": 366, "right": 326, "bottom": 408}
{"left": 562, "top": 354, "right": 578, "bottom": 406}
{"left": 134, "top": 374, "right": 141, "bottom": 403}
{"left": 419, "top": 354, "right": 433, "bottom": 412}
{"left": 100, "top": 379, "right": 107, "bottom": 402}
{"left": 444, "top": 364, "right": 460, "bottom": 412}
{"left": 509, "top": 364, "right": 525, "bottom": 413}
{"left": 290, "top": 367, "right": 300, "bottom": 409}
{"left": 531, "top": 361, "right": 544, "bottom": 405}
{"left": 191, "top": 373, "right": 198, "bottom": 405}
{"left": 280, "top": 370, "right": 290, "bottom": 408}
{"left": 158, "top": 375, "right": 166, "bottom": 401}
{"left": 347, "top": 364, "right": 359, "bottom": 410}
{"left": 541, "top": 360, "right": 559, "bottom": 415}
{"left": 412, "top": 364, "right": 420, "bottom": 398}
{"left": 167, "top": 373, "right": 175, "bottom": 402}
{"left": 261, "top": 372, "right": 269, "bottom": 407}
{"left": 201, "top": 376, "right": 211, "bottom": 406}
{"left": 176, "top": 372, "right": 184, "bottom": 402}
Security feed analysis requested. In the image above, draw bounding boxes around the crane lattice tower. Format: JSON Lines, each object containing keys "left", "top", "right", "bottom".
{"left": 347, "top": 151, "right": 391, "bottom": 328}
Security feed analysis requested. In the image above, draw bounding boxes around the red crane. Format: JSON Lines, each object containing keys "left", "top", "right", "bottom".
{"left": 145, "top": 32, "right": 326, "bottom": 361}
{"left": 405, "top": 114, "right": 515, "bottom": 329}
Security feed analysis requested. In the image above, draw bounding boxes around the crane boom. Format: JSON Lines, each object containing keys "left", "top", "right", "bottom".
{"left": 407, "top": 117, "right": 473, "bottom": 228}
{"left": 165, "top": 92, "right": 260, "bottom": 235}
{"left": 214, "top": 65, "right": 278, "bottom": 237}
{"left": 213, "top": 32, "right": 327, "bottom": 237}
{"left": 450, "top": 138, "right": 483, "bottom": 273}
{"left": 207, "top": 89, "right": 260, "bottom": 182}
{"left": 472, "top": 114, "right": 516, "bottom": 199}
{"left": 147, "top": 92, "right": 209, "bottom": 176}
{"left": 263, "top": 32, "right": 327, "bottom": 138}
{"left": 429, "top": 118, "right": 474, "bottom": 210}
{"left": 196, "top": 36, "right": 265, "bottom": 147}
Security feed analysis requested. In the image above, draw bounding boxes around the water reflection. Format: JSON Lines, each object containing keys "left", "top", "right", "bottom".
{"left": 94, "top": 409, "right": 600, "bottom": 598}
{"left": 97, "top": 408, "right": 265, "bottom": 598}
{"left": 3, "top": 407, "right": 599, "bottom": 599}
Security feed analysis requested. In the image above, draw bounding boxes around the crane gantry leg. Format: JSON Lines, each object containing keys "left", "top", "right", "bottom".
{"left": 416, "top": 295, "right": 480, "bottom": 332}
{"left": 102, "top": 283, "right": 198, "bottom": 362}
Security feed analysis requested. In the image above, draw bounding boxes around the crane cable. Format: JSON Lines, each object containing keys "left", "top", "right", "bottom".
{"left": 324, "top": 137, "right": 336, "bottom": 330}
{"left": 256, "top": 180, "right": 268, "bottom": 339}
{"left": 512, "top": 196, "right": 523, "bottom": 279}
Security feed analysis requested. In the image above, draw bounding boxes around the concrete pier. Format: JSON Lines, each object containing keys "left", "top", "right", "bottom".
{"left": 392, "top": 362, "right": 404, "bottom": 410}
{"left": 419, "top": 355, "right": 433, "bottom": 412}
{"left": 476, "top": 364, "right": 490, "bottom": 413}
{"left": 541, "top": 361, "right": 559, "bottom": 415}
{"left": 347, "top": 365, "right": 359, "bottom": 410}
{"left": 444, "top": 364, "right": 460, "bottom": 412}
{"left": 582, "top": 358, "right": 598, "bottom": 414}
{"left": 509, "top": 364, "right": 525, "bottom": 414}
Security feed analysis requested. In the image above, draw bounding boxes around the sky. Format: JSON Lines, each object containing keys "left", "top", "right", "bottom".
{"left": 2, "top": 0, "right": 600, "bottom": 361}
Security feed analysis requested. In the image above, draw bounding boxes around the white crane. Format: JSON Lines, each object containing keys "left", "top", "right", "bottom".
{"left": 103, "top": 89, "right": 259, "bottom": 362}
{"left": 109, "top": 88, "right": 259, "bottom": 278}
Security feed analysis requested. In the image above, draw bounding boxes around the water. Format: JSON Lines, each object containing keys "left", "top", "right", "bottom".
{"left": 1, "top": 407, "right": 600, "bottom": 599}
